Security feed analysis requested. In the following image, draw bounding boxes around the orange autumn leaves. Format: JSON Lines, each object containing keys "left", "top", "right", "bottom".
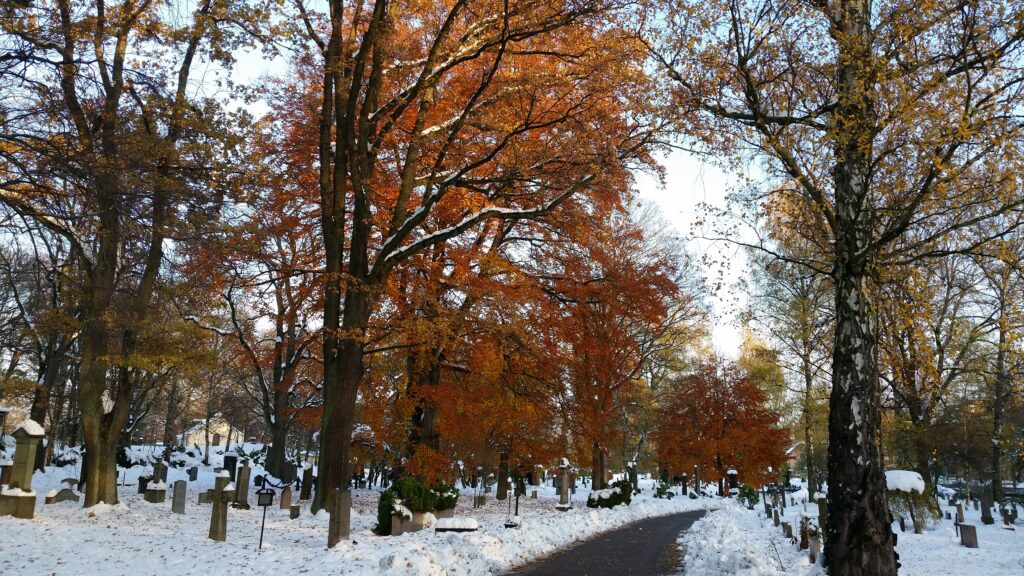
{"left": 655, "top": 360, "right": 788, "bottom": 484}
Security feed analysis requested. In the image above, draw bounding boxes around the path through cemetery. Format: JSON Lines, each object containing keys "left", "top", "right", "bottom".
{"left": 511, "top": 510, "right": 706, "bottom": 576}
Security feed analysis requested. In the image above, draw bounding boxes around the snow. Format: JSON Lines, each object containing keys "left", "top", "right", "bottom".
{"left": 216, "top": 470, "right": 230, "bottom": 478}
{"left": 0, "top": 452, "right": 715, "bottom": 575}
{"left": 435, "top": 517, "right": 479, "bottom": 530}
{"left": 885, "top": 470, "right": 925, "bottom": 494}
{"left": 148, "top": 481, "right": 166, "bottom": 491}
{"left": 0, "top": 486, "right": 33, "bottom": 496}
{"left": 676, "top": 483, "right": 1024, "bottom": 576}
{"left": 14, "top": 419, "right": 45, "bottom": 437}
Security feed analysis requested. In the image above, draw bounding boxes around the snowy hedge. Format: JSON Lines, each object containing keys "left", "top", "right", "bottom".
{"left": 587, "top": 479, "right": 634, "bottom": 509}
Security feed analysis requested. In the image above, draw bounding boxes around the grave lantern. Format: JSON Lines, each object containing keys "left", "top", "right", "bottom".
{"left": 256, "top": 487, "right": 275, "bottom": 550}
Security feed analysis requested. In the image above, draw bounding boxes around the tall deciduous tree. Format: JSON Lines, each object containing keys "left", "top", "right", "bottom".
{"left": 0, "top": 0, "right": 271, "bottom": 505}
{"left": 288, "top": 0, "right": 661, "bottom": 541}
{"left": 654, "top": 1, "right": 1024, "bottom": 573}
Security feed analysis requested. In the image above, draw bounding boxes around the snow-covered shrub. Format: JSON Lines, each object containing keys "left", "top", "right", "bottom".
{"left": 654, "top": 481, "right": 675, "bottom": 499}
{"left": 885, "top": 470, "right": 939, "bottom": 528}
{"left": 587, "top": 479, "right": 634, "bottom": 509}
{"left": 374, "top": 490, "right": 399, "bottom": 535}
{"left": 737, "top": 483, "right": 759, "bottom": 509}
{"left": 432, "top": 483, "right": 460, "bottom": 511}
{"left": 393, "top": 475, "right": 437, "bottom": 512}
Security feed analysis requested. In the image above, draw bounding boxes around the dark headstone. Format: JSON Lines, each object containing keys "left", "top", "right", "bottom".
{"left": 956, "top": 503, "right": 965, "bottom": 523}
{"left": 188, "top": 466, "right": 198, "bottom": 482}
{"left": 223, "top": 454, "right": 238, "bottom": 482}
{"left": 960, "top": 523, "right": 978, "bottom": 548}
{"left": 137, "top": 475, "right": 152, "bottom": 494}
{"left": 290, "top": 504, "right": 300, "bottom": 519}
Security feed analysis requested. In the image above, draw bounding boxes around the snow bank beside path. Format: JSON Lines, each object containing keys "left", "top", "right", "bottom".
{"left": 678, "top": 500, "right": 823, "bottom": 576}
{"left": 677, "top": 496, "right": 1024, "bottom": 576}
{"left": 0, "top": 468, "right": 714, "bottom": 576}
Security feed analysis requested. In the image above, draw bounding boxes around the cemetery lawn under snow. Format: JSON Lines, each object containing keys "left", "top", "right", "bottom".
{"left": 677, "top": 497, "right": 1024, "bottom": 576}
{"left": 0, "top": 446, "right": 714, "bottom": 576}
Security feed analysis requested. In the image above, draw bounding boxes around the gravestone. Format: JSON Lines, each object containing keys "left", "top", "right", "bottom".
{"left": 782, "top": 521, "right": 793, "bottom": 539}
{"left": 145, "top": 481, "right": 167, "bottom": 504}
{"left": 60, "top": 478, "right": 79, "bottom": 492}
{"left": 153, "top": 460, "right": 167, "bottom": 483}
{"left": 945, "top": 511, "right": 951, "bottom": 520}
{"left": 232, "top": 463, "right": 251, "bottom": 509}
{"left": 0, "top": 422, "right": 44, "bottom": 519}
{"left": 45, "top": 487, "right": 80, "bottom": 504}
{"left": 693, "top": 465, "right": 700, "bottom": 495}
{"left": 188, "top": 466, "right": 198, "bottom": 482}
{"left": 799, "top": 516, "right": 809, "bottom": 549}
{"left": 956, "top": 503, "right": 965, "bottom": 523}
{"left": 172, "top": 480, "right": 186, "bottom": 514}
{"left": 280, "top": 486, "right": 292, "bottom": 510}
{"left": 773, "top": 509, "right": 780, "bottom": 526}
{"left": 300, "top": 466, "right": 313, "bottom": 500}
{"left": 137, "top": 476, "right": 152, "bottom": 494}
{"left": 556, "top": 463, "right": 571, "bottom": 510}
{"left": 959, "top": 523, "right": 978, "bottom": 548}
{"left": 208, "top": 473, "right": 235, "bottom": 541}
{"left": 530, "top": 490, "right": 537, "bottom": 499}
{"left": 0, "top": 460, "right": 11, "bottom": 486}
{"left": 290, "top": 504, "right": 300, "bottom": 519}
{"left": 973, "top": 500, "right": 979, "bottom": 511}
{"left": 198, "top": 489, "right": 213, "bottom": 504}
{"left": 223, "top": 454, "right": 238, "bottom": 482}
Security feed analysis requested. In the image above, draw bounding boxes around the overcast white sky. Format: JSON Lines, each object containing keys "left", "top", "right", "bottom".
{"left": 635, "top": 151, "right": 750, "bottom": 357}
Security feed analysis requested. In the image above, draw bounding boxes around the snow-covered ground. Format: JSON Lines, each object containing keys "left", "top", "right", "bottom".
{"left": 0, "top": 447, "right": 715, "bottom": 575}
{"left": 678, "top": 494, "right": 1024, "bottom": 576}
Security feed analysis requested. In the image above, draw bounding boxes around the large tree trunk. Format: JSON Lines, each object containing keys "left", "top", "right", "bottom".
{"left": 826, "top": 268, "right": 896, "bottom": 575}
{"left": 265, "top": 419, "right": 293, "bottom": 482}
{"left": 80, "top": 193, "right": 120, "bottom": 506}
{"left": 591, "top": 440, "right": 607, "bottom": 490}
{"left": 823, "top": 2, "right": 898, "bottom": 574}
{"left": 30, "top": 342, "right": 64, "bottom": 471}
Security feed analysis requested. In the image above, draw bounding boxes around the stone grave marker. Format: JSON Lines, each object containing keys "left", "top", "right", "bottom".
{"left": 799, "top": 517, "right": 809, "bottom": 549}
{"left": 145, "top": 480, "right": 167, "bottom": 504}
{"left": 172, "top": 480, "right": 186, "bottom": 514}
{"left": 290, "top": 504, "right": 300, "bottom": 519}
{"left": 60, "top": 478, "right": 79, "bottom": 492}
{"left": 973, "top": 499, "right": 979, "bottom": 511}
{"left": 232, "top": 463, "right": 251, "bottom": 509}
{"left": 817, "top": 498, "right": 828, "bottom": 532}
{"left": 530, "top": 490, "right": 537, "bottom": 499}
{"left": 223, "top": 454, "right": 238, "bottom": 482}
{"left": 556, "top": 463, "right": 571, "bottom": 511}
{"left": 956, "top": 503, "right": 965, "bottom": 523}
{"left": 773, "top": 509, "right": 780, "bottom": 526}
{"left": 208, "top": 472, "right": 235, "bottom": 541}
{"left": 0, "top": 421, "right": 44, "bottom": 519}
{"left": 198, "top": 489, "right": 213, "bottom": 504}
{"left": 45, "top": 487, "right": 80, "bottom": 504}
{"left": 188, "top": 466, "right": 198, "bottom": 482}
{"left": 959, "top": 523, "right": 978, "bottom": 548}
{"left": 280, "top": 486, "right": 292, "bottom": 510}
{"left": 137, "top": 475, "right": 152, "bottom": 494}
{"left": 153, "top": 460, "right": 168, "bottom": 483}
